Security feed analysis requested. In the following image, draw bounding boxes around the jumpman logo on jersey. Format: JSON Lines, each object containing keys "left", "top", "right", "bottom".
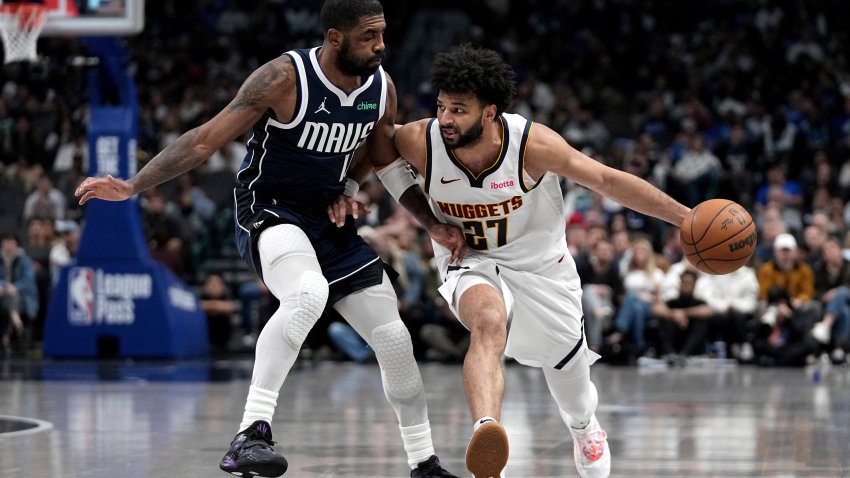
{"left": 315, "top": 97, "right": 331, "bottom": 114}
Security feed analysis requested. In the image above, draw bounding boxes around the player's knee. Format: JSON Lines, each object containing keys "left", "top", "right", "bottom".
{"left": 283, "top": 271, "right": 329, "bottom": 348}
{"left": 258, "top": 224, "right": 313, "bottom": 269}
{"left": 468, "top": 307, "right": 507, "bottom": 344}
{"left": 371, "top": 321, "right": 422, "bottom": 400}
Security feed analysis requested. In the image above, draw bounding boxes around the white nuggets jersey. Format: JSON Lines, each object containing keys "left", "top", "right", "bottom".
{"left": 424, "top": 113, "right": 579, "bottom": 283}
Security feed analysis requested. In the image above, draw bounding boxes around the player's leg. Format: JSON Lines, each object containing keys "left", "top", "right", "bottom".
{"left": 453, "top": 275, "right": 509, "bottom": 478}
{"left": 458, "top": 282, "right": 507, "bottom": 421}
{"left": 220, "top": 224, "right": 329, "bottom": 478}
{"left": 542, "top": 355, "right": 611, "bottom": 478}
{"left": 333, "top": 272, "right": 458, "bottom": 477}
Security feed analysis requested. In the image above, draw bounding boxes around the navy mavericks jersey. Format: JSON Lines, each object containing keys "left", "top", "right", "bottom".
{"left": 236, "top": 47, "right": 387, "bottom": 206}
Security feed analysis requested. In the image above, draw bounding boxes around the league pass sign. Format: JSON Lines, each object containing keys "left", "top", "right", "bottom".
{"left": 68, "top": 267, "right": 154, "bottom": 326}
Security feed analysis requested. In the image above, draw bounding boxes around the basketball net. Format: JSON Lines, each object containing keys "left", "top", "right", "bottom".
{"left": 0, "top": 3, "right": 46, "bottom": 63}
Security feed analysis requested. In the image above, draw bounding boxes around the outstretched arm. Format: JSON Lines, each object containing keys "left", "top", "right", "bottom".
{"left": 76, "top": 57, "right": 294, "bottom": 204}
{"left": 525, "top": 123, "right": 690, "bottom": 228}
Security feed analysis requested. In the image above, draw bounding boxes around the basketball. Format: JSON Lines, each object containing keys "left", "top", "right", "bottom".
{"left": 680, "top": 199, "right": 757, "bottom": 275}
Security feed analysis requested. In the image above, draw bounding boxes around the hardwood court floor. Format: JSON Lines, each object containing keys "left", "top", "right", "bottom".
{"left": 0, "top": 357, "right": 847, "bottom": 477}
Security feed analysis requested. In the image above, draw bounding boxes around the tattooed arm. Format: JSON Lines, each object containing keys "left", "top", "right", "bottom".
{"left": 76, "top": 57, "right": 294, "bottom": 204}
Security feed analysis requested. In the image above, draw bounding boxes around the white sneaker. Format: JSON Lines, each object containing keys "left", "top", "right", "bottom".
{"left": 569, "top": 415, "right": 611, "bottom": 478}
{"left": 811, "top": 321, "right": 831, "bottom": 344}
{"left": 466, "top": 419, "right": 509, "bottom": 478}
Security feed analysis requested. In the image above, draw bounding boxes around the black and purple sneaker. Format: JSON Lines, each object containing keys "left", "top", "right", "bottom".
{"left": 219, "top": 420, "right": 288, "bottom": 477}
{"left": 411, "top": 455, "right": 460, "bottom": 478}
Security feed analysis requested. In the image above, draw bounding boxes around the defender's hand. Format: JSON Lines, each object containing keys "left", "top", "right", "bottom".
{"left": 428, "top": 223, "right": 467, "bottom": 265}
{"left": 75, "top": 175, "right": 134, "bottom": 205}
{"left": 327, "top": 195, "right": 371, "bottom": 228}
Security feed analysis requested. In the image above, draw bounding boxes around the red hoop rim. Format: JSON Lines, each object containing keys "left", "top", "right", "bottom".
{"left": 0, "top": 3, "right": 46, "bottom": 29}
{"left": 0, "top": 3, "right": 47, "bottom": 12}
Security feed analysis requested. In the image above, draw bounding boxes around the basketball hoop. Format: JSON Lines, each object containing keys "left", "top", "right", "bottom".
{"left": 0, "top": 3, "right": 46, "bottom": 63}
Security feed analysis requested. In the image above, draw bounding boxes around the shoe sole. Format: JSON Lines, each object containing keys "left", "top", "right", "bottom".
{"left": 221, "top": 460, "right": 288, "bottom": 478}
{"left": 466, "top": 422, "right": 509, "bottom": 478}
{"left": 222, "top": 467, "right": 286, "bottom": 478}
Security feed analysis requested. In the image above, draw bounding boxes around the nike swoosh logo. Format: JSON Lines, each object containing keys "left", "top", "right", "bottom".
{"left": 441, "top": 177, "right": 461, "bottom": 184}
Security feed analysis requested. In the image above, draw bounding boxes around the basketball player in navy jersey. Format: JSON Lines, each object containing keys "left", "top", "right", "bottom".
{"left": 381, "top": 46, "right": 691, "bottom": 477}
{"left": 75, "top": 1, "right": 463, "bottom": 477}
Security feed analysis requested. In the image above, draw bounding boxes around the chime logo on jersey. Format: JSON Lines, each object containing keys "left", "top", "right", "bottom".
{"left": 297, "top": 121, "right": 375, "bottom": 154}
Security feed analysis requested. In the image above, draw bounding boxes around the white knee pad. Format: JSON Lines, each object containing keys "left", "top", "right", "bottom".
{"left": 283, "top": 271, "right": 329, "bottom": 348}
{"left": 258, "top": 224, "right": 315, "bottom": 270}
{"left": 372, "top": 321, "right": 422, "bottom": 400}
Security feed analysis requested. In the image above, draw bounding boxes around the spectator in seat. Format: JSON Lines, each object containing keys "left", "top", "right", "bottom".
{"left": 695, "top": 257, "right": 759, "bottom": 362}
{"left": 0, "top": 232, "right": 38, "bottom": 355}
{"left": 199, "top": 273, "right": 238, "bottom": 354}
{"left": 810, "top": 238, "right": 850, "bottom": 363}
{"left": 651, "top": 269, "right": 715, "bottom": 363}
{"left": 753, "top": 286, "right": 818, "bottom": 366}
{"left": 577, "top": 238, "right": 623, "bottom": 352}
{"left": 756, "top": 233, "right": 814, "bottom": 310}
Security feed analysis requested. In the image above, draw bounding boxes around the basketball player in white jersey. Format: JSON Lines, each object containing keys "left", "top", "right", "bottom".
{"left": 387, "top": 45, "right": 691, "bottom": 477}
{"left": 75, "top": 1, "right": 464, "bottom": 477}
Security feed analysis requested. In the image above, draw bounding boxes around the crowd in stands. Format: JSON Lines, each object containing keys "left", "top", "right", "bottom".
{"left": 1, "top": 1, "right": 849, "bottom": 366}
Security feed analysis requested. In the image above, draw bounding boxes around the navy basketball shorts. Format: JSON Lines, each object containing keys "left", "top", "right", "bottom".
{"left": 233, "top": 188, "right": 383, "bottom": 304}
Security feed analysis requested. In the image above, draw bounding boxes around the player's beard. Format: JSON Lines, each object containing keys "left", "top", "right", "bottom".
{"left": 442, "top": 118, "right": 484, "bottom": 149}
{"left": 337, "top": 38, "right": 383, "bottom": 77}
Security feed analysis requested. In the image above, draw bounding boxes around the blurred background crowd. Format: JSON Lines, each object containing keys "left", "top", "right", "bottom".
{"left": 1, "top": 0, "right": 849, "bottom": 367}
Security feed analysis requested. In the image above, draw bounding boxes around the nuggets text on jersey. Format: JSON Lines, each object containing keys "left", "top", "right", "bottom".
{"left": 435, "top": 196, "right": 523, "bottom": 220}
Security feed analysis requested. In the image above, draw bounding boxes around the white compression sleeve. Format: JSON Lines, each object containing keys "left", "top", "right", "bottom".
{"left": 240, "top": 225, "right": 329, "bottom": 430}
{"left": 542, "top": 353, "right": 598, "bottom": 429}
{"left": 333, "top": 273, "right": 428, "bottom": 425}
{"left": 333, "top": 273, "right": 433, "bottom": 467}
{"left": 375, "top": 158, "right": 419, "bottom": 201}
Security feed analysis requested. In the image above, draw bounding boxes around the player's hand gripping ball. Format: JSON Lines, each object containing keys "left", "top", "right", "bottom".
{"left": 680, "top": 199, "right": 757, "bottom": 275}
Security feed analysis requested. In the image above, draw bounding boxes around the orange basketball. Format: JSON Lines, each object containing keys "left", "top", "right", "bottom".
{"left": 680, "top": 199, "right": 757, "bottom": 275}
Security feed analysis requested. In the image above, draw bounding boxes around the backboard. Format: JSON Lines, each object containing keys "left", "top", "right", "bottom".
{"left": 40, "top": 0, "right": 144, "bottom": 36}
{"left": 0, "top": 1, "right": 142, "bottom": 63}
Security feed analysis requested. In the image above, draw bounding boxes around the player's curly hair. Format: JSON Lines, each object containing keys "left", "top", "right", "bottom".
{"left": 320, "top": 0, "right": 383, "bottom": 33}
{"left": 430, "top": 44, "right": 517, "bottom": 114}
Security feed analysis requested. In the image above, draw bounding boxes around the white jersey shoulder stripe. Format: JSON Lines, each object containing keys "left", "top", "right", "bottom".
{"left": 233, "top": 188, "right": 250, "bottom": 233}
{"left": 378, "top": 66, "right": 387, "bottom": 120}
{"left": 516, "top": 119, "right": 537, "bottom": 192}
{"left": 270, "top": 51, "right": 309, "bottom": 130}
{"left": 423, "top": 118, "right": 438, "bottom": 194}
{"left": 235, "top": 130, "right": 257, "bottom": 182}
{"left": 247, "top": 118, "right": 275, "bottom": 189}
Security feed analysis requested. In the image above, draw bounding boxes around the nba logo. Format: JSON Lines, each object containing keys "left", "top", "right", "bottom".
{"left": 68, "top": 267, "right": 96, "bottom": 326}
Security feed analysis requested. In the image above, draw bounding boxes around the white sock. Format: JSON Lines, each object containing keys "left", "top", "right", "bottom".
{"left": 473, "top": 416, "right": 497, "bottom": 432}
{"left": 240, "top": 385, "right": 279, "bottom": 431}
{"left": 400, "top": 422, "right": 435, "bottom": 469}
